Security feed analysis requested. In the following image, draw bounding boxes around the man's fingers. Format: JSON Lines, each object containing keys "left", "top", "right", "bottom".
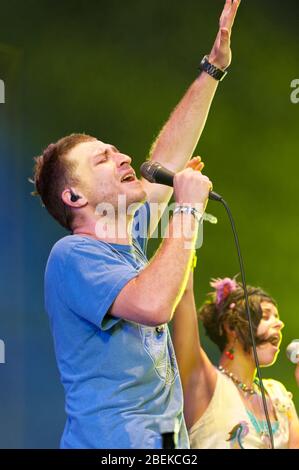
{"left": 223, "top": 0, "right": 240, "bottom": 30}
{"left": 228, "top": 0, "right": 241, "bottom": 30}
{"left": 223, "top": 0, "right": 233, "bottom": 14}
{"left": 220, "top": 0, "right": 240, "bottom": 32}
{"left": 220, "top": 0, "right": 232, "bottom": 24}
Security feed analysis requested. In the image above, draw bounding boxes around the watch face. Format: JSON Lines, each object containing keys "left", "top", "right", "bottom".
{"left": 200, "top": 56, "right": 227, "bottom": 81}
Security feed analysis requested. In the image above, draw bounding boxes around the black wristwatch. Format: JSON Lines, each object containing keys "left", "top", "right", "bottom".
{"left": 199, "top": 55, "right": 228, "bottom": 82}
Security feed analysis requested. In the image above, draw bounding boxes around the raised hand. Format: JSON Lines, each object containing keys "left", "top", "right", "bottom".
{"left": 209, "top": 0, "right": 241, "bottom": 70}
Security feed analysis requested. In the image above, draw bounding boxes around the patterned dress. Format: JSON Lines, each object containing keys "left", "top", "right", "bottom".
{"left": 189, "top": 368, "right": 295, "bottom": 449}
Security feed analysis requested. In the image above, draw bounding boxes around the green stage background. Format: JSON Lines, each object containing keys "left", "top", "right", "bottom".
{"left": 0, "top": 0, "right": 298, "bottom": 447}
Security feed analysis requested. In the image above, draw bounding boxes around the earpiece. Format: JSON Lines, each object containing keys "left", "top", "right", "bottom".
{"left": 70, "top": 191, "right": 81, "bottom": 203}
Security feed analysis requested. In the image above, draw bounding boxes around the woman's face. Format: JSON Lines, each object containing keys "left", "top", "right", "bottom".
{"left": 256, "top": 301, "right": 284, "bottom": 366}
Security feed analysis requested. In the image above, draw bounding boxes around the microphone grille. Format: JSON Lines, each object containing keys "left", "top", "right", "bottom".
{"left": 140, "top": 161, "right": 160, "bottom": 183}
{"left": 286, "top": 339, "right": 299, "bottom": 364}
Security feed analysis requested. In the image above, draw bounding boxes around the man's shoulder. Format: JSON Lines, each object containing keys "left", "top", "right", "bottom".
{"left": 49, "top": 235, "right": 83, "bottom": 258}
{"left": 47, "top": 235, "right": 93, "bottom": 264}
{"left": 47, "top": 235, "right": 120, "bottom": 267}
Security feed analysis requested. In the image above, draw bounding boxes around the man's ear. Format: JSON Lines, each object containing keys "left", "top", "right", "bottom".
{"left": 61, "top": 188, "right": 87, "bottom": 208}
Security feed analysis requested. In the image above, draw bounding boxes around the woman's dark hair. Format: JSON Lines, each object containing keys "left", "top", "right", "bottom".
{"left": 199, "top": 280, "right": 277, "bottom": 353}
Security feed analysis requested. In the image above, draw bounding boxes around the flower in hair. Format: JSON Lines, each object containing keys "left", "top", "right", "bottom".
{"left": 210, "top": 277, "right": 238, "bottom": 305}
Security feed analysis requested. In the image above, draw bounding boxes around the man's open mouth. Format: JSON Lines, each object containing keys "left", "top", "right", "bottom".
{"left": 121, "top": 172, "right": 136, "bottom": 183}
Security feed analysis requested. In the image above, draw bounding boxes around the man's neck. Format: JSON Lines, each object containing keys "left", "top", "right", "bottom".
{"left": 72, "top": 216, "right": 134, "bottom": 245}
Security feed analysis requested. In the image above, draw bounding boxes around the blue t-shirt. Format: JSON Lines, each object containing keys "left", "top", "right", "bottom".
{"left": 45, "top": 203, "right": 189, "bottom": 449}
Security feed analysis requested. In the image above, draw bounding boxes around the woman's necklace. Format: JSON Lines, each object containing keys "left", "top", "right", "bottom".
{"left": 218, "top": 365, "right": 257, "bottom": 396}
{"left": 218, "top": 366, "right": 278, "bottom": 448}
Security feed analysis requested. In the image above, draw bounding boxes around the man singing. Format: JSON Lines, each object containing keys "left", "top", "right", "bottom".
{"left": 33, "top": 0, "right": 240, "bottom": 449}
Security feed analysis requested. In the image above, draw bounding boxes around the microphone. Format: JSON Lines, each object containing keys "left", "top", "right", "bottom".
{"left": 140, "top": 161, "right": 222, "bottom": 202}
{"left": 286, "top": 340, "right": 299, "bottom": 364}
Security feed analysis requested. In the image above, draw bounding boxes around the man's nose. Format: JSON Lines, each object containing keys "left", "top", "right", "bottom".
{"left": 115, "top": 152, "right": 132, "bottom": 167}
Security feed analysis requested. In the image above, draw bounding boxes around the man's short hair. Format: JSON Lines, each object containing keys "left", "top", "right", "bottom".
{"left": 33, "top": 133, "right": 95, "bottom": 230}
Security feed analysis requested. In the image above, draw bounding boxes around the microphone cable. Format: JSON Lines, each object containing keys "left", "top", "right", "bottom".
{"left": 217, "top": 196, "right": 274, "bottom": 449}
{"left": 140, "top": 159, "right": 274, "bottom": 447}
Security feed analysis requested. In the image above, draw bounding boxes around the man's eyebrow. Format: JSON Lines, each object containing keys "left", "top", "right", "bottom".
{"left": 91, "top": 145, "right": 119, "bottom": 159}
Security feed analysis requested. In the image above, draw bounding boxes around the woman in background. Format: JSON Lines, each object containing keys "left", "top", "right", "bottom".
{"left": 172, "top": 270, "right": 299, "bottom": 449}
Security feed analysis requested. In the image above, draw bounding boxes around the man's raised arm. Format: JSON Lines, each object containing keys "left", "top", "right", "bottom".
{"left": 142, "top": 0, "right": 240, "bottom": 220}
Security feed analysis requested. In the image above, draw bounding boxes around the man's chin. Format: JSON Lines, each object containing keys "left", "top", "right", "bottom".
{"left": 126, "top": 188, "right": 147, "bottom": 205}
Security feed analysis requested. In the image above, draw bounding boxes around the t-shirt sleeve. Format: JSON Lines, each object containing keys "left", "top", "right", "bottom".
{"left": 62, "top": 239, "right": 139, "bottom": 330}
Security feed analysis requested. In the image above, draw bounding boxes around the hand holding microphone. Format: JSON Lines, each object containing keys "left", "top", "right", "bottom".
{"left": 140, "top": 160, "right": 222, "bottom": 202}
{"left": 173, "top": 167, "right": 213, "bottom": 213}
{"left": 140, "top": 158, "right": 220, "bottom": 227}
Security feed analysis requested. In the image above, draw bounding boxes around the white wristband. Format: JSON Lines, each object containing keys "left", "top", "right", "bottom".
{"left": 173, "top": 205, "right": 203, "bottom": 223}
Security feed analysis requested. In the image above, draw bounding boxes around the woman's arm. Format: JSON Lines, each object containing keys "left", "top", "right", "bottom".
{"left": 172, "top": 269, "right": 217, "bottom": 429}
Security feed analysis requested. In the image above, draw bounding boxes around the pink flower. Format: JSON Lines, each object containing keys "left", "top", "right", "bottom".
{"left": 210, "top": 277, "right": 238, "bottom": 305}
